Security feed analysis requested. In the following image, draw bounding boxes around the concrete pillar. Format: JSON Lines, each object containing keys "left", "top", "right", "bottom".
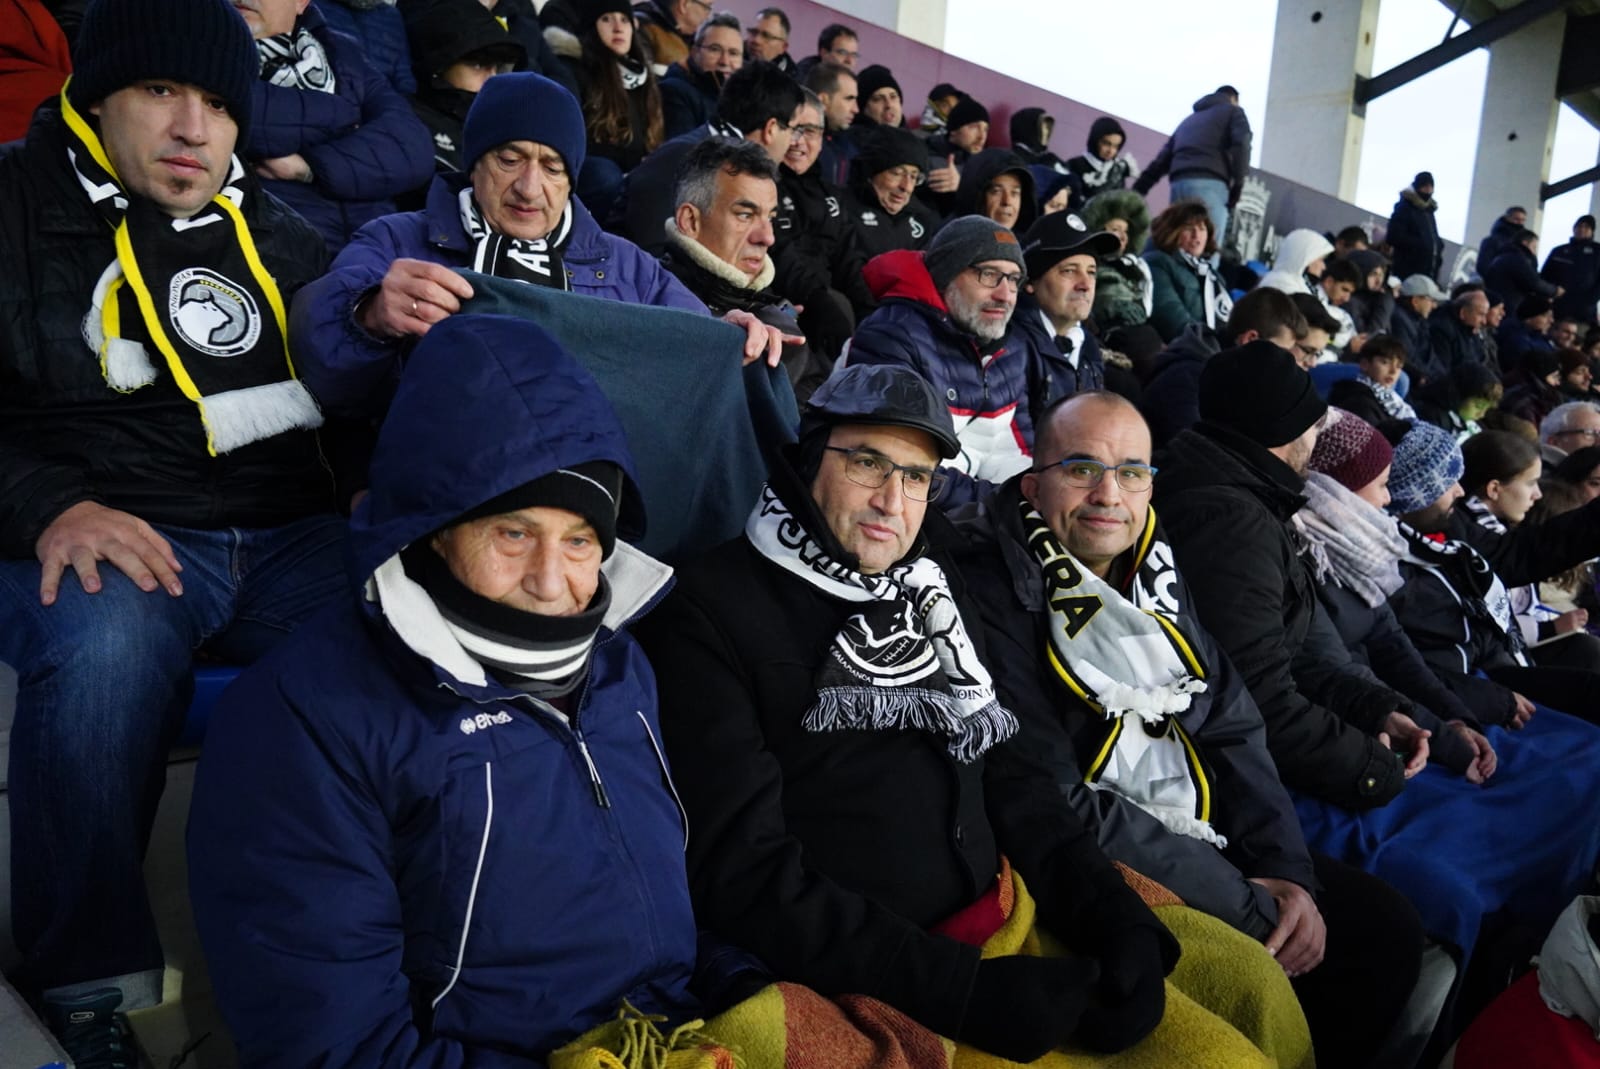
{"left": 1591, "top": 146, "right": 1600, "bottom": 221}
{"left": 1465, "top": 9, "right": 1565, "bottom": 245}
{"left": 828, "top": 0, "right": 946, "bottom": 50}
{"left": 1260, "top": 0, "right": 1380, "bottom": 202}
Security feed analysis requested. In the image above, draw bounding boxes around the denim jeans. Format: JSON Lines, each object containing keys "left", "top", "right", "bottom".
{"left": 1169, "top": 177, "right": 1231, "bottom": 253}
{"left": 0, "top": 514, "right": 346, "bottom": 1005}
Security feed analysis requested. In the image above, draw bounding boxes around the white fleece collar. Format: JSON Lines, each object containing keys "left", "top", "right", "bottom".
{"left": 665, "top": 218, "right": 776, "bottom": 292}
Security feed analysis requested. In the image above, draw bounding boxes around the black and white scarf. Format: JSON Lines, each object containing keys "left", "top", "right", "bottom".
{"left": 257, "top": 28, "right": 337, "bottom": 93}
{"left": 1178, "top": 249, "right": 1233, "bottom": 329}
{"left": 1397, "top": 521, "right": 1529, "bottom": 666}
{"left": 459, "top": 187, "right": 573, "bottom": 290}
{"left": 64, "top": 84, "right": 322, "bottom": 456}
{"left": 401, "top": 543, "right": 607, "bottom": 700}
{"left": 1021, "top": 500, "right": 1223, "bottom": 846}
{"left": 618, "top": 55, "right": 649, "bottom": 90}
{"left": 1357, "top": 373, "right": 1417, "bottom": 420}
{"left": 1074, "top": 152, "right": 1139, "bottom": 192}
{"left": 745, "top": 485, "right": 1016, "bottom": 762}
{"left": 1462, "top": 497, "right": 1541, "bottom": 646}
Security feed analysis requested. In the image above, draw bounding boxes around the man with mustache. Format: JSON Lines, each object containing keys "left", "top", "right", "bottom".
{"left": 229, "top": 0, "right": 433, "bottom": 256}
{"left": 845, "top": 216, "right": 1068, "bottom": 503}
{"left": 952, "top": 391, "right": 1430, "bottom": 1067}
{"left": 0, "top": 0, "right": 347, "bottom": 1061}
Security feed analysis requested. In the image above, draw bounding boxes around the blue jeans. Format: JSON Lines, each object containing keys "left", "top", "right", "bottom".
{"left": 0, "top": 515, "right": 346, "bottom": 1005}
{"left": 1170, "top": 177, "right": 1231, "bottom": 253}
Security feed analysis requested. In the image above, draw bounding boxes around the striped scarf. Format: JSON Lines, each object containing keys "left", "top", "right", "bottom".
{"left": 744, "top": 484, "right": 1017, "bottom": 762}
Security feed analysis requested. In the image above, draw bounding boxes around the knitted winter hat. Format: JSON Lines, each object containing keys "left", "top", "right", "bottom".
{"left": 1560, "top": 350, "right": 1590, "bottom": 376}
{"left": 455, "top": 460, "right": 625, "bottom": 558}
{"left": 1388, "top": 421, "right": 1464, "bottom": 515}
{"left": 1580, "top": 215, "right": 1598, "bottom": 232}
{"left": 1525, "top": 348, "right": 1562, "bottom": 381}
{"left": 1197, "top": 340, "right": 1327, "bottom": 448}
{"left": 578, "top": 0, "right": 635, "bottom": 23}
{"left": 69, "top": 0, "right": 257, "bottom": 142}
{"left": 1309, "top": 408, "right": 1393, "bottom": 494}
{"left": 1413, "top": 171, "right": 1435, "bottom": 190}
{"left": 856, "top": 124, "right": 928, "bottom": 178}
{"left": 463, "top": 72, "right": 587, "bottom": 175}
{"left": 1519, "top": 294, "right": 1554, "bottom": 320}
{"left": 923, "top": 215, "right": 1026, "bottom": 294}
{"left": 855, "top": 64, "right": 901, "bottom": 106}
{"left": 947, "top": 96, "right": 989, "bottom": 132}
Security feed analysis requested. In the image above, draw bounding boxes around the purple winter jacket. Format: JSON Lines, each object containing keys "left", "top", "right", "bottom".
{"left": 288, "top": 173, "right": 708, "bottom": 418}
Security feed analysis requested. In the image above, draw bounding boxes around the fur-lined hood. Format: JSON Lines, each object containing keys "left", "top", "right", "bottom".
{"left": 1080, "top": 189, "right": 1149, "bottom": 257}
{"left": 544, "top": 24, "right": 582, "bottom": 60}
{"left": 1401, "top": 186, "right": 1438, "bottom": 212}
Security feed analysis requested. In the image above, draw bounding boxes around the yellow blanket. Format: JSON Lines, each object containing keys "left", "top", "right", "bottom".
{"left": 553, "top": 870, "right": 1314, "bottom": 1069}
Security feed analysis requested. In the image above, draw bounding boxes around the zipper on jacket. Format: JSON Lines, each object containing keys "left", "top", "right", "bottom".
{"left": 574, "top": 729, "right": 612, "bottom": 808}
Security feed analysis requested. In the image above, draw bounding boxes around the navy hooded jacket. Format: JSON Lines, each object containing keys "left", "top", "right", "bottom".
{"left": 189, "top": 315, "right": 700, "bottom": 1068}
{"left": 245, "top": 6, "right": 434, "bottom": 256}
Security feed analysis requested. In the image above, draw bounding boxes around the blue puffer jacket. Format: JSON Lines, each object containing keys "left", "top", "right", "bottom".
{"left": 245, "top": 6, "right": 434, "bottom": 255}
{"left": 189, "top": 314, "right": 700, "bottom": 1068}
{"left": 312, "top": 0, "right": 417, "bottom": 95}
{"left": 845, "top": 250, "right": 1052, "bottom": 504}
{"left": 289, "top": 173, "right": 707, "bottom": 417}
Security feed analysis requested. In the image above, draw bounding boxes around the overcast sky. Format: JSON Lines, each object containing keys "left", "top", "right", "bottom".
{"left": 943, "top": 0, "right": 1599, "bottom": 246}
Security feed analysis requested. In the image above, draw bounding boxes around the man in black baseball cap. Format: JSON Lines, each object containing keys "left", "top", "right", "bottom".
{"left": 638, "top": 362, "right": 1193, "bottom": 1062}
{"left": 1014, "top": 211, "right": 1122, "bottom": 399}
{"left": 0, "top": 0, "right": 347, "bottom": 1059}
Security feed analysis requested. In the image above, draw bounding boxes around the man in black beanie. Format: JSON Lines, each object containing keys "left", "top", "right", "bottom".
{"left": 1387, "top": 169, "right": 1443, "bottom": 282}
{"left": 0, "top": 0, "right": 349, "bottom": 1059}
{"left": 1158, "top": 341, "right": 1431, "bottom": 811}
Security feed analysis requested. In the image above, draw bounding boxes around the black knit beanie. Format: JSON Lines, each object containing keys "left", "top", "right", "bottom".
{"left": 855, "top": 64, "right": 901, "bottom": 106}
{"left": 70, "top": 0, "right": 257, "bottom": 143}
{"left": 454, "top": 461, "right": 625, "bottom": 558}
{"left": 947, "top": 97, "right": 990, "bottom": 132}
{"left": 1198, "top": 340, "right": 1328, "bottom": 448}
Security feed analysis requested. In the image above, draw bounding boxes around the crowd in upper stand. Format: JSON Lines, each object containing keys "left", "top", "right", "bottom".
{"left": 7, "top": 1, "right": 1600, "bottom": 1068}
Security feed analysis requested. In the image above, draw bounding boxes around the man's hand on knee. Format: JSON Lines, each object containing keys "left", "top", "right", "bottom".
{"left": 34, "top": 501, "right": 184, "bottom": 605}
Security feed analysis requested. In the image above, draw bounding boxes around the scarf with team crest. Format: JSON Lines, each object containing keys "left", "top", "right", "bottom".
{"left": 1020, "top": 499, "right": 1225, "bottom": 847}
{"left": 459, "top": 187, "right": 573, "bottom": 290}
{"left": 257, "top": 27, "right": 337, "bottom": 93}
{"left": 745, "top": 484, "right": 1017, "bottom": 763}
{"left": 62, "top": 83, "right": 321, "bottom": 457}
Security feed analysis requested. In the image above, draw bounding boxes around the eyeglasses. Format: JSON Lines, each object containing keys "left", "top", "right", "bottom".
{"left": 686, "top": 0, "right": 712, "bottom": 9}
{"left": 824, "top": 446, "right": 947, "bottom": 501}
{"left": 750, "top": 28, "right": 787, "bottom": 45}
{"left": 970, "top": 266, "right": 1025, "bottom": 289}
{"left": 826, "top": 46, "right": 860, "bottom": 61}
{"left": 1555, "top": 427, "right": 1600, "bottom": 441}
{"left": 698, "top": 43, "right": 743, "bottom": 60}
{"left": 789, "top": 123, "right": 825, "bottom": 142}
{"left": 1294, "top": 342, "right": 1323, "bottom": 363}
{"left": 877, "top": 164, "right": 925, "bottom": 188}
{"left": 1036, "top": 458, "right": 1157, "bottom": 492}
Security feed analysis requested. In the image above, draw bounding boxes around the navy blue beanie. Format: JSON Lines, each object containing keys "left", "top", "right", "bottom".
{"left": 69, "top": 0, "right": 257, "bottom": 143}
{"left": 462, "top": 72, "right": 587, "bottom": 176}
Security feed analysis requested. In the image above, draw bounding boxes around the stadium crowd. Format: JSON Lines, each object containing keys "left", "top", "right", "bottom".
{"left": 6, "top": 0, "right": 1600, "bottom": 1066}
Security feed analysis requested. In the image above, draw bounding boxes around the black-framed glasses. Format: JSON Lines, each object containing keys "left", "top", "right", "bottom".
{"left": 749, "top": 28, "right": 788, "bottom": 45}
{"left": 789, "top": 123, "right": 825, "bottom": 142}
{"left": 1555, "top": 426, "right": 1600, "bottom": 441}
{"left": 879, "top": 164, "right": 926, "bottom": 187}
{"left": 970, "top": 265, "right": 1024, "bottom": 289}
{"left": 824, "top": 446, "right": 947, "bottom": 501}
{"left": 1035, "top": 458, "right": 1157, "bottom": 492}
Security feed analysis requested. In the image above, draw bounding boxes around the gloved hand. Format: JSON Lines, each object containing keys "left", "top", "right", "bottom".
{"left": 1074, "top": 927, "right": 1168, "bottom": 1053}
{"left": 956, "top": 954, "right": 1100, "bottom": 1063}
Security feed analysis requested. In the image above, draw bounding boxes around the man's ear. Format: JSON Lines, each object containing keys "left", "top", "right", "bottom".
{"left": 1235, "top": 329, "right": 1260, "bottom": 345}
{"left": 674, "top": 202, "right": 700, "bottom": 240}
{"left": 757, "top": 118, "right": 781, "bottom": 145}
{"left": 1020, "top": 471, "right": 1040, "bottom": 510}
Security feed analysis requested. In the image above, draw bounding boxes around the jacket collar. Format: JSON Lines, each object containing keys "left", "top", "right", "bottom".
{"left": 1167, "top": 422, "right": 1309, "bottom": 520}
{"left": 664, "top": 219, "right": 775, "bottom": 292}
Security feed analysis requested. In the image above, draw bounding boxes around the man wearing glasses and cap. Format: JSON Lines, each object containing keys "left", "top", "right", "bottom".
{"left": 847, "top": 216, "right": 1074, "bottom": 502}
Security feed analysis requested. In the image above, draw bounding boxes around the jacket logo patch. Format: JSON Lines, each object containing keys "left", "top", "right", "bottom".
{"left": 434, "top": 132, "right": 455, "bottom": 151}
{"left": 168, "top": 268, "right": 260, "bottom": 358}
{"left": 825, "top": 195, "right": 840, "bottom": 219}
{"left": 460, "top": 710, "right": 513, "bottom": 735}
{"left": 860, "top": 211, "right": 878, "bottom": 227}
{"left": 909, "top": 217, "right": 925, "bottom": 240}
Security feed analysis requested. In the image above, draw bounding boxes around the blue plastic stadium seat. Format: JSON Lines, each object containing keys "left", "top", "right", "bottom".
{"left": 179, "top": 665, "right": 240, "bottom": 748}
{"left": 1309, "top": 362, "right": 1359, "bottom": 399}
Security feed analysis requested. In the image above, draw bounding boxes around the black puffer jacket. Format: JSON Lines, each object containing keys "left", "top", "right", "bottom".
{"left": 1156, "top": 423, "right": 1408, "bottom": 809}
{"left": 0, "top": 104, "right": 336, "bottom": 558}
{"left": 952, "top": 479, "right": 1316, "bottom": 941}
{"left": 634, "top": 489, "right": 1177, "bottom": 1037}
{"left": 772, "top": 162, "right": 872, "bottom": 314}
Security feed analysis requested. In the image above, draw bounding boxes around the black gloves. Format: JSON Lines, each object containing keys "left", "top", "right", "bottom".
{"left": 956, "top": 954, "right": 1100, "bottom": 1064}
{"left": 1075, "top": 926, "right": 1169, "bottom": 1053}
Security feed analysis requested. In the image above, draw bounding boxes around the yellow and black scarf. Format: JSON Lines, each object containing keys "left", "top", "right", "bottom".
{"left": 62, "top": 81, "right": 322, "bottom": 456}
{"left": 1021, "top": 499, "right": 1224, "bottom": 846}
